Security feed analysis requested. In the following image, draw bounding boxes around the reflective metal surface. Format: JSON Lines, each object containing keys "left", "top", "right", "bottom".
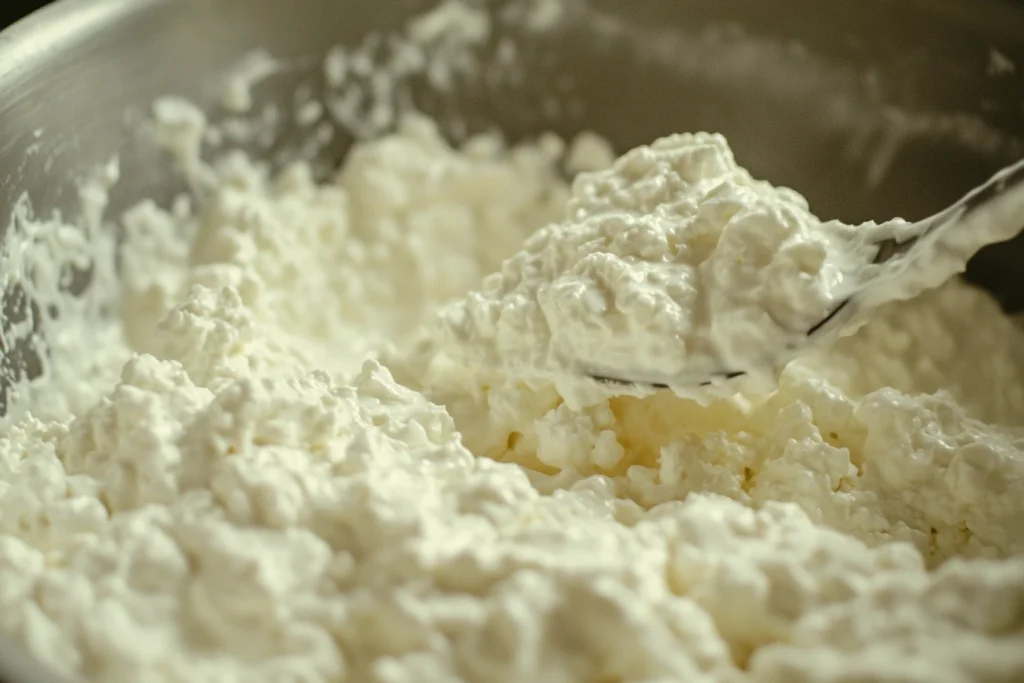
{"left": 1, "top": 0, "right": 1023, "bottom": 680}
{"left": 1, "top": 0, "right": 1023, "bottom": 303}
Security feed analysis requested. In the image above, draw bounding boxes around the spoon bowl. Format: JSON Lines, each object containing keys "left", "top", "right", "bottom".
{"left": 590, "top": 157, "right": 1024, "bottom": 392}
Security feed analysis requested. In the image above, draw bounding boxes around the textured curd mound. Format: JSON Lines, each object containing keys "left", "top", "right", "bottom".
{"left": 429, "top": 131, "right": 884, "bottom": 399}
{"left": 0, "top": 111, "right": 1022, "bottom": 683}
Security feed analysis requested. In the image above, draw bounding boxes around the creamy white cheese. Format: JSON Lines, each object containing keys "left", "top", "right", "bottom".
{"left": 1, "top": 8, "right": 1023, "bottom": 680}
{"left": 3, "top": 113, "right": 1022, "bottom": 683}
{"left": 427, "top": 131, "right": 887, "bottom": 404}
{"left": 431, "top": 132, "right": 1024, "bottom": 405}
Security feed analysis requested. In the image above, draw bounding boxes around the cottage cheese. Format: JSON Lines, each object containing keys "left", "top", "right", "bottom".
{"left": 1, "top": 19, "right": 1024, "bottom": 683}
{"left": 426, "top": 133, "right": 1024, "bottom": 404}
{"left": 424, "top": 132, "right": 864, "bottom": 401}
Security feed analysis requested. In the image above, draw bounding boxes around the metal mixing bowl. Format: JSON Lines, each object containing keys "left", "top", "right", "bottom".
{"left": 1, "top": 0, "right": 1023, "bottom": 681}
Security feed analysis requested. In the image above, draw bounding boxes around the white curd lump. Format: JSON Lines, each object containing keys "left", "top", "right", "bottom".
{"left": 2, "top": 32, "right": 1024, "bottom": 683}
{"left": 428, "top": 133, "right": 1024, "bottom": 405}
{"left": 429, "top": 131, "right": 882, "bottom": 402}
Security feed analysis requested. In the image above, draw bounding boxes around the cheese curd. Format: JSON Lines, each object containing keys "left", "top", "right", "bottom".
{"left": 0, "top": 36, "right": 1023, "bottom": 683}
{"left": 432, "top": 132, "right": 882, "bottom": 400}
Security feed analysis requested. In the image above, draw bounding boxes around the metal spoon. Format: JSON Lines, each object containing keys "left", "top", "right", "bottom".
{"left": 591, "top": 158, "right": 1024, "bottom": 391}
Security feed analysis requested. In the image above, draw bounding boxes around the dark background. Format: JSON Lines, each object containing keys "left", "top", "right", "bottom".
{"left": 2, "top": 1, "right": 42, "bottom": 28}
{"left": 2, "top": 0, "right": 48, "bottom": 28}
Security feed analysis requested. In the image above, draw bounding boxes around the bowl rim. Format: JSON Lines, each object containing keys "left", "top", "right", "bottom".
{"left": 0, "top": 0, "right": 161, "bottom": 91}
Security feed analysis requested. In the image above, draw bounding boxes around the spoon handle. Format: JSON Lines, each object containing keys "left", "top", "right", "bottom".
{"left": 860, "top": 158, "right": 1024, "bottom": 309}
{"left": 947, "top": 157, "right": 1024, "bottom": 223}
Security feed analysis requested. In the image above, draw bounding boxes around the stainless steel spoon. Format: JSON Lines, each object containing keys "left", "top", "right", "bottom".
{"left": 591, "top": 158, "right": 1024, "bottom": 391}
